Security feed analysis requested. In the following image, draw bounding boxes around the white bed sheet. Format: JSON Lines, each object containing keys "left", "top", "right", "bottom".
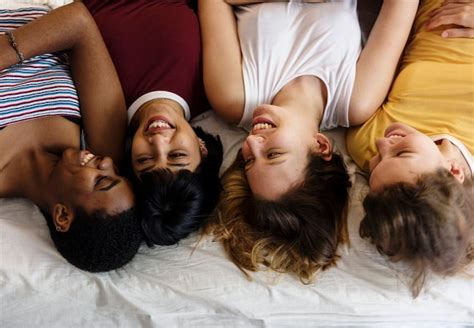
{"left": 1, "top": 1, "right": 473, "bottom": 325}
{"left": 1, "top": 110, "right": 473, "bottom": 327}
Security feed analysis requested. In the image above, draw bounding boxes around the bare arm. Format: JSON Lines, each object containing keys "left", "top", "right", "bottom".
{"left": 199, "top": 0, "right": 245, "bottom": 124}
{"left": 349, "top": 0, "right": 419, "bottom": 126}
{"left": 0, "top": 2, "right": 126, "bottom": 165}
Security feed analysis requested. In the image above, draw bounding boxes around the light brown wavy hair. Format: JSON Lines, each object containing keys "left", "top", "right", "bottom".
{"left": 360, "top": 169, "right": 474, "bottom": 297}
{"left": 205, "top": 150, "right": 351, "bottom": 283}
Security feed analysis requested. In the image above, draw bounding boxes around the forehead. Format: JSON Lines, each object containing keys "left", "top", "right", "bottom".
{"left": 247, "top": 156, "right": 307, "bottom": 200}
{"left": 369, "top": 156, "right": 438, "bottom": 192}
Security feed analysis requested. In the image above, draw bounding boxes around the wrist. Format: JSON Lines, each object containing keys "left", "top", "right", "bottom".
{"left": 0, "top": 33, "right": 22, "bottom": 70}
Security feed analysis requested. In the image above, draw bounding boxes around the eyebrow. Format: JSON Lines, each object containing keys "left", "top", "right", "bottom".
{"left": 99, "top": 179, "right": 120, "bottom": 191}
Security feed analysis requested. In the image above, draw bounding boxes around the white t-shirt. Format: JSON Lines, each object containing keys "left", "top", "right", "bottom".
{"left": 236, "top": 0, "right": 361, "bottom": 131}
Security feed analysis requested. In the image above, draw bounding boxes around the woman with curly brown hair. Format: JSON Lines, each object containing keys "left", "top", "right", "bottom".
{"left": 199, "top": 0, "right": 418, "bottom": 282}
{"left": 347, "top": 0, "right": 474, "bottom": 296}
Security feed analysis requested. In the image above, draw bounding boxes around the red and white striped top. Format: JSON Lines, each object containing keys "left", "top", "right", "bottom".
{"left": 0, "top": 7, "right": 80, "bottom": 128}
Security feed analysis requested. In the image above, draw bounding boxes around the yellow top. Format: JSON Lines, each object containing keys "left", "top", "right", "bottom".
{"left": 346, "top": 0, "right": 474, "bottom": 172}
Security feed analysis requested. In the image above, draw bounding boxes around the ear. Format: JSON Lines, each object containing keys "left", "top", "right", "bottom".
{"left": 198, "top": 138, "right": 208, "bottom": 158}
{"left": 313, "top": 133, "right": 333, "bottom": 161}
{"left": 448, "top": 160, "right": 465, "bottom": 184}
{"left": 52, "top": 204, "right": 75, "bottom": 233}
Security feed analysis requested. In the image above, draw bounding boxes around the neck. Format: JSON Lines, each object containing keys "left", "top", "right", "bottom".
{"left": 0, "top": 148, "right": 58, "bottom": 211}
{"left": 437, "top": 139, "right": 472, "bottom": 180}
{"left": 272, "top": 76, "right": 327, "bottom": 129}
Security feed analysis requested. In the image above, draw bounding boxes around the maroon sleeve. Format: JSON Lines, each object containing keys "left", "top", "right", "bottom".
{"left": 83, "top": 0, "right": 209, "bottom": 118}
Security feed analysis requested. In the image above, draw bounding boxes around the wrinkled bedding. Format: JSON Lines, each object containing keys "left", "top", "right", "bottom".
{"left": 0, "top": 1, "right": 472, "bottom": 326}
{"left": 1, "top": 110, "right": 472, "bottom": 327}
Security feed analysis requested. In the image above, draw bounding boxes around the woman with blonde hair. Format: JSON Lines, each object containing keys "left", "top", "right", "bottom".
{"left": 199, "top": 0, "right": 419, "bottom": 281}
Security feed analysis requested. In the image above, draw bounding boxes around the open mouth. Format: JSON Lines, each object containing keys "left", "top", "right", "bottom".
{"left": 146, "top": 116, "right": 175, "bottom": 133}
{"left": 251, "top": 117, "right": 276, "bottom": 132}
{"left": 386, "top": 133, "right": 404, "bottom": 140}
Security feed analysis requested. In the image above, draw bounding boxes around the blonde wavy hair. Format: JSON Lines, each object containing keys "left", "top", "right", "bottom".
{"left": 205, "top": 151, "right": 351, "bottom": 283}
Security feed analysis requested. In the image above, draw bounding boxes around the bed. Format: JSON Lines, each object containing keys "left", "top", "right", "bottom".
{"left": 1, "top": 1, "right": 473, "bottom": 327}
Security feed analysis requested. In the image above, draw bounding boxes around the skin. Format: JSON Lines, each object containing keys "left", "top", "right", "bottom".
{"left": 369, "top": 1, "right": 474, "bottom": 191}
{"left": 199, "top": 0, "right": 419, "bottom": 199}
{"left": 240, "top": 76, "right": 332, "bottom": 200}
{"left": 130, "top": 99, "right": 203, "bottom": 177}
{"left": 0, "top": 3, "right": 134, "bottom": 232}
{"left": 242, "top": 103, "right": 332, "bottom": 200}
{"left": 425, "top": 0, "right": 474, "bottom": 38}
{"left": 368, "top": 123, "right": 465, "bottom": 192}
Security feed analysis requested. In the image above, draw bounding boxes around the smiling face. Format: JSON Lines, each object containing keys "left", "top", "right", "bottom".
{"left": 241, "top": 105, "right": 331, "bottom": 200}
{"left": 49, "top": 149, "right": 135, "bottom": 215}
{"left": 369, "top": 123, "right": 450, "bottom": 192}
{"left": 131, "top": 100, "right": 202, "bottom": 177}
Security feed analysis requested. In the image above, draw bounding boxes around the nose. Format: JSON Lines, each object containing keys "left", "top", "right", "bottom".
{"left": 244, "top": 134, "right": 266, "bottom": 157}
{"left": 148, "top": 133, "right": 171, "bottom": 146}
{"left": 97, "top": 156, "right": 113, "bottom": 170}
{"left": 246, "top": 134, "right": 265, "bottom": 149}
{"left": 375, "top": 137, "right": 391, "bottom": 157}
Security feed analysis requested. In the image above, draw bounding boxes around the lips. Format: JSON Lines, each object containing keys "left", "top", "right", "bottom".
{"left": 146, "top": 115, "right": 174, "bottom": 134}
{"left": 384, "top": 123, "right": 408, "bottom": 138}
{"left": 251, "top": 117, "right": 276, "bottom": 133}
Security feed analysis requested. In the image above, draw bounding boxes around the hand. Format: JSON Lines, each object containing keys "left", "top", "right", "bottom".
{"left": 425, "top": 0, "right": 474, "bottom": 38}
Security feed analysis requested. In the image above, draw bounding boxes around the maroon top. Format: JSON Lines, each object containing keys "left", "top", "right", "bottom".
{"left": 83, "top": 0, "right": 208, "bottom": 118}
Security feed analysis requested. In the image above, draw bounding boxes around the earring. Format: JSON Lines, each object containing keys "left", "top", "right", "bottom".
{"left": 56, "top": 226, "right": 62, "bottom": 232}
{"left": 198, "top": 138, "right": 208, "bottom": 157}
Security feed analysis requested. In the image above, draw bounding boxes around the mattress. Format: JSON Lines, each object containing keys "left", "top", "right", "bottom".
{"left": 1, "top": 110, "right": 472, "bottom": 327}
{"left": 0, "top": 1, "right": 472, "bottom": 326}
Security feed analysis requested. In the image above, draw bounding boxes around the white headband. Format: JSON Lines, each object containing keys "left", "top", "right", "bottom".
{"left": 127, "top": 91, "right": 191, "bottom": 125}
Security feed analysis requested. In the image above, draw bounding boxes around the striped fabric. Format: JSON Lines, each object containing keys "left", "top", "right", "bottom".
{"left": 0, "top": 7, "right": 80, "bottom": 128}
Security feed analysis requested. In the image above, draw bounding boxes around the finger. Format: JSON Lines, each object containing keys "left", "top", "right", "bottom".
{"left": 429, "top": 3, "right": 466, "bottom": 17}
{"left": 441, "top": 27, "right": 474, "bottom": 38}
{"left": 426, "top": 7, "right": 465, "bottom": 29}
{"left": 426, "top": 13, "right": 465, "bottom": 30}
{"left": 443, "top": 0, "right": 472, "bottom": 4}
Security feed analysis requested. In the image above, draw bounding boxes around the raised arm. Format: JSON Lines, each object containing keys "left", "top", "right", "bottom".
{"left": 199, "top": 0, "right": 245, "bottom": 124}
{"left": 349, "top": 0, "right": 419, "bottom": 126}
{"left": 0, "top": 2, "right": 126, "bottom": 165}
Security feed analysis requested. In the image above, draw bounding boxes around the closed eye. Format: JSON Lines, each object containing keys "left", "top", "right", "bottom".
{"left": 169, "top": 152, "right": 187, "bottom": 159}
{"left": 244, "top": 157, "right": 255, "bottom": 167}
{"left": 267, "top": 151, "right": 282, "bottom": 160}
{"left": 137, "top": 156, "right": 153, "bottom": 164}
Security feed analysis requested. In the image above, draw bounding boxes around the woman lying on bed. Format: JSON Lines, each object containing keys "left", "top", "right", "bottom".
{"left": 0, "top": 3, "right": 142, "bottom": 272}
{"left": 199, "top": 0, "right": 418, "bottom": 281}
{"left": 80, "top": 0, "right": 223, "bottom": 246}
{"left": 347, "top": 0, "right": 474, "bottom": 297}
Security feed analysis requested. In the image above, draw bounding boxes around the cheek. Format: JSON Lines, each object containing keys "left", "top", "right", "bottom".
{"left": 241, "top": 141, "right": 251, "bottom": 158}
{"left": 131, "top": 135, "right": 147, "bottom": 160}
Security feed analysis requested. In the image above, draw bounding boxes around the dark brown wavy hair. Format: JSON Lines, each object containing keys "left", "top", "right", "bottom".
{"left": 360, "top": 169, "right": 474, "bottom": 297}
{"left": 205, "top": 150, "right": 351, "bottom": 282}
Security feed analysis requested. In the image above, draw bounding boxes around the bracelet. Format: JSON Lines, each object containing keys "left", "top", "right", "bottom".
{"left": 5, "top": 31, "right": 25, "bottom": 65}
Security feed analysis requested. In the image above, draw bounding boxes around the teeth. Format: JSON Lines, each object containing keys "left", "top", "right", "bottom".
{"left": 388, "top": 134, "right": 403, "bottom": 139}
{"left": 81, "top": 153, "right": 95, "bottom": 166}
{"left": 149, "top": 120, "right": 172, "bottom": 130}
{"left": 252, "top": 123, "right": 274, "bottom": 131}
